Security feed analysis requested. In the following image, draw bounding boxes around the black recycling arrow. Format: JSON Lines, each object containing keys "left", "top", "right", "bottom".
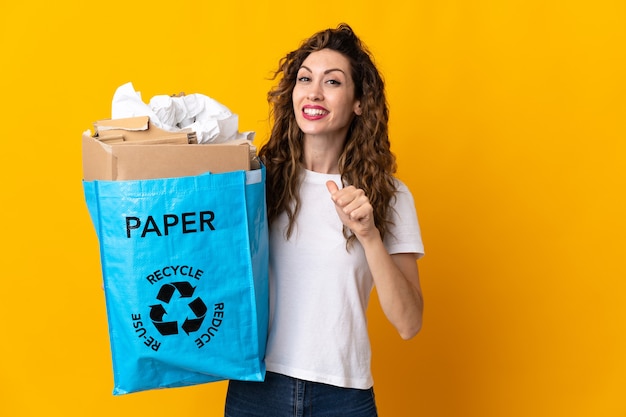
{"left": 149, "top": 304, "right": 167, "bottom": 321}
{"left": 153, "top": 321, "right": 178, "bottom": 335}
{"left": 170, "top": 281, "right": 196, "bottom": 298}
{"left": 182, "top": 317, "right": 203, "bottom": 335}
{"left": 188, "top": 297, "right": 208, "bottom": 316}
{"left": 182, "top": 297, "right": 208, "bottom": 335}
{"left": 156, "top": 282, "right": 195, "bottom": 302}
{"left": 156, "top": 284, "right": 176, "bottom": 303}
{"left": 149, "top": 304, "right": 178, "bottom": 335}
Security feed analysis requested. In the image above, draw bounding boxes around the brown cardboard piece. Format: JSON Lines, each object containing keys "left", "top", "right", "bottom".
{"left": 82, "top": 116, "right": 255, "bottom": 181}
{"left": 94, "top": 116, "right": 197, "bottom": 144}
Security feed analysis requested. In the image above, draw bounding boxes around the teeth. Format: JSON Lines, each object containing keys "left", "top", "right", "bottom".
{"left": 304, "top": 108, "right": 327, "bottom": 116}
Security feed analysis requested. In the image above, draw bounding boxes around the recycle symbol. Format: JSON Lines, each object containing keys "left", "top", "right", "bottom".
{"left": 150, "top": 281, "right": 207, "bottom": 336}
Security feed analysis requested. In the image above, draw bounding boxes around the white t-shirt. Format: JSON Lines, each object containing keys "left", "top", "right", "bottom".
{"left": 264, "top": 169, "right": 424, "bottom": 389}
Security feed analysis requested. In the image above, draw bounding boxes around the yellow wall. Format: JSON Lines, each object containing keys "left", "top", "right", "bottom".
{"left": 1, "top": 1, "right": 624, "bottom": 416}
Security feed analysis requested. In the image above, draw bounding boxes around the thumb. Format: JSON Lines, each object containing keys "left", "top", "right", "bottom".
{"left": 326, "top": 180, "right": 339, "bottom": 195}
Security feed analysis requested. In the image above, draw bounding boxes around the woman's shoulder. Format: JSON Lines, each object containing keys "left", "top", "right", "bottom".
{"left": 392, "top": 177, "right": 413, "bottom": 196}
{"left": 389, "top": 177, "right": 419, "bottom": 213}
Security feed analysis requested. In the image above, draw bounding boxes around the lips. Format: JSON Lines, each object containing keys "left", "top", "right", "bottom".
{"left": 302, "top": 105, "right": 329, "bottom": 120}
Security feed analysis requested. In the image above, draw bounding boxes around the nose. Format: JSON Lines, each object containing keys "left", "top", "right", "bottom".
{"left": 307, "top": 82, "right": 323, "bottom": 101}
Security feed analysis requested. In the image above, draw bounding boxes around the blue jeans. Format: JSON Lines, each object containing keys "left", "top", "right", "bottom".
{"left": 224, "top": 372, "right": 378, "bottom": 417}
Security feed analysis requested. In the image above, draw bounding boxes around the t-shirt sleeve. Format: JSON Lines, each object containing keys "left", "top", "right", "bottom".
{"left": 384, "top": 180, "right": 425, "bottom": 259}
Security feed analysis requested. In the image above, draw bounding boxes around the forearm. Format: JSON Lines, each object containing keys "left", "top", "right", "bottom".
{"left": 360, "top": 230, "right": 423, "bottom": 340}
{"left": 325, "top": 181, "right": 423, "bottom": 338}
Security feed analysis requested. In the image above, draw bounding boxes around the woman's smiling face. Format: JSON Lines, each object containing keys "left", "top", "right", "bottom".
{"left": 292, "top": 49, "right": 362, "bottom": 142}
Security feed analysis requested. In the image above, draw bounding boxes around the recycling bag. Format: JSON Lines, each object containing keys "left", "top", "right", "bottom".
{"left": 83, "top": 167, "right": 268, "bottom": 395}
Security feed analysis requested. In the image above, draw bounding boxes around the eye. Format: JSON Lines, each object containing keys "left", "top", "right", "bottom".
{"left": 326, "top": 79, "right": 342, "bottom": 86}
{"left": 297, "top": 75, "right": 311, "bottom": 82}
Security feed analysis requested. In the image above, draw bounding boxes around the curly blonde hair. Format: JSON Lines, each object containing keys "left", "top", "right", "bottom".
{"left": 259, "top": 23, "right": 397, "bottom": 247}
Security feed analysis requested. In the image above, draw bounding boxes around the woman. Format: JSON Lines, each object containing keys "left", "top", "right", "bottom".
{"left": 225, "top": 23, "right": 424, "bottom": 417}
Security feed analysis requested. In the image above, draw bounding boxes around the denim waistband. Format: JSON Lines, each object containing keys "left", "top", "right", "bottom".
{"left": 225, "top": 371, "right": 378, "bottom": 417}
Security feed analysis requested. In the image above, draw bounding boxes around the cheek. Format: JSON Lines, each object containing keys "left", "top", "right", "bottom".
{"left": 292, "top": 101, "right": 303, "bottom": 120}
{"left": 292, "top": 85, "right": 305, "bottom": 102}
{"left": 338, "top": 99, "right": 358, "bottom": 119}
{"left": 292, "top": 91, "right": 303, "bottom": 112}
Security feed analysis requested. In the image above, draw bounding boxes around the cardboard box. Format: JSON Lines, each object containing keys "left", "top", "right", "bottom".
{"left": 82, "top": 117, "right": 255, "bottom": 181}
{"left": 94, "top": 116, "right": 198, "bottom": 145}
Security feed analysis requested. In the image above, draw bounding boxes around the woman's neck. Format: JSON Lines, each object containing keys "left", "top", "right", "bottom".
{"left": 302, "top": 134, "right": 345, "bottom": 174}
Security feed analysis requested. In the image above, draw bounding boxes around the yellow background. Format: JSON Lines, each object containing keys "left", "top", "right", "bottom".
{"left": 1, "top": 1, "right": 624, "bottom": 416}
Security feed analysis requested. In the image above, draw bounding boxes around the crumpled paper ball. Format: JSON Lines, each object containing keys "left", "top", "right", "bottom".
{"left": 110, "top": 82, "right": 244, "bottom": 144}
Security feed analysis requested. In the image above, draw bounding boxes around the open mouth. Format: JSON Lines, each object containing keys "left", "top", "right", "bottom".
{"left": 303, "top": 108, "right": 328, "bottom": 116}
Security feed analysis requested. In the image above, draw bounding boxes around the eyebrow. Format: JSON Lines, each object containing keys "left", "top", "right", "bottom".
{"left": 299, "top": 65, "right": 347, "bottom": 75}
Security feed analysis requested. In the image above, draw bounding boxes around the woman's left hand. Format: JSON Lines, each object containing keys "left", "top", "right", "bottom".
{"left": 326, "top": 181, "right": 378, "bottom": 240}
